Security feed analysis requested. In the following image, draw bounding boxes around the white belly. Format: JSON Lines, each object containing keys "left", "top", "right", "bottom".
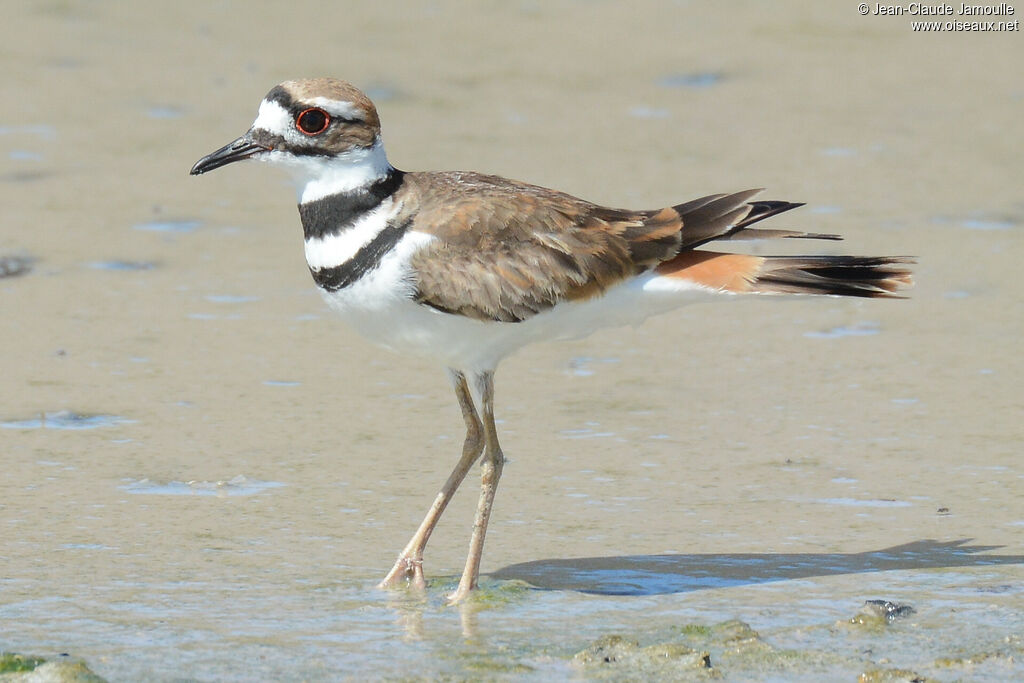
{"left": 317, "top": 233, "right": 727, "bottom": 372}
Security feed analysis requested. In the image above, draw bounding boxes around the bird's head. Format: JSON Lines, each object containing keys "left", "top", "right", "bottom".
{"left": 190, "top": 78, "right": 392, "bottom": 202}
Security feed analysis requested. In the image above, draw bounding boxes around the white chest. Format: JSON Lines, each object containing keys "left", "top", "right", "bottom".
{"left": 314, "top": 230, "right": 433, "bottom": 307}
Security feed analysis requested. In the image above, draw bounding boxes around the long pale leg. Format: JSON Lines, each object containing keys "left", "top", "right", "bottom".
{"left": 449, "top": 371, "right": 505, "bottom": 604}
{"left": 378, "top": 370, "right": 484, "bottom": 589}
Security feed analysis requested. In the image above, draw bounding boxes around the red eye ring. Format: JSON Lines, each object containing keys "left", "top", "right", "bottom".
{"left": 296, "top": 108, "right": 330, "bottom": 136}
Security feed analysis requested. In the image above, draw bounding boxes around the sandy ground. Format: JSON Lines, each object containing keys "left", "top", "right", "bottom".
{"left": 2, "top": 1, "right": 1022, "bottom": 680}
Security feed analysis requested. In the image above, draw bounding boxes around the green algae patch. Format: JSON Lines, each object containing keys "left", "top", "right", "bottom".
{"left": 671, "top": 619, "right": 849, "bottom": 674}
{"left": 573, "top": 634, "right": 716, "bottom": 679}
{"left": 858, "top": 667, "right": 934, "bottom": 682}
{"left": 435, "top": 641, "right": 539, "bottom": 677}
{"left": 0, "top": 654, "right": 106, "bottom": 682}
{"left": 706, "top": 620, "right": 848, "bottom": 673}
{"left": 459, "top": 579, "right": 533, "bottom": 609}
{"left": 574, "top": 635, "right": 641, "bottom": 665}
{"left": 423, "top": 577, "right": 532, "bottom": 610}
{"left": 933, "top": 651, "right": 999, "bottom": 667}
{"left": 463, "top": 660, "right": 535, "bottom": 675}
{"left": 0, "top": 654, "right": 46, "bottom": 674}
{"left": 641, "top": 643, "right": 712, "bottom": 669}
{"left": 708, "top": 619, "right": 759, "bottom": 643}
{"left": 677, "top": 624, "right": 713, "bottom": 638}
{"left": 929, "top": 631, "right": 1023, "bottom": 671}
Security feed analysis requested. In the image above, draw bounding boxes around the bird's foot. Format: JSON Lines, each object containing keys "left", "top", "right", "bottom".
{"left": 378, "top": 555, "right": 426, "bottom": 591}
{"left": 445, "top": 577, "right": 477, "bottom": 605}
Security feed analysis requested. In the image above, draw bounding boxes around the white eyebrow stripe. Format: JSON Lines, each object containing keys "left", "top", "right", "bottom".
{"left": 308, "top": 97, "right": 364, "bottom": 120}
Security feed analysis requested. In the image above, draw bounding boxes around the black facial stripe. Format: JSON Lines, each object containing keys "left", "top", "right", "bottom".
{"left": 299, "top": 170, "right": 405, "bottom": 240}
{"left": 257, "top": 135, "right": 329, "bottom": 158}
{"left": 250, "top": 129, "right": 357, "bottom": 160}
{"left": 265, "top": 85, "right": 294, "bottom": 110}
{"left": 286, "top": 146, "right": 335, "bottom": 158}
{"left": 309, "top": 216, "right": 412, "bottom": 292}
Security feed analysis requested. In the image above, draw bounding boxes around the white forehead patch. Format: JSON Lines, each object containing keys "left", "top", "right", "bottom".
{"left": 308, "top": 97, "right": 364, "bottom": 120}
{"left": 252, "top": 99, "right": 293, "bottom": 136}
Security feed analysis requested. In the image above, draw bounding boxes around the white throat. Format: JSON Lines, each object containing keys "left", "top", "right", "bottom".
{"left": 261, "top": 138, "right": 394, "bottom": 204}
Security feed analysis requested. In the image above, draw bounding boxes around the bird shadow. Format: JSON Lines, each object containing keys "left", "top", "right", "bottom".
{"left": 490, "top": 539, "right": 1024, "bottom": 596}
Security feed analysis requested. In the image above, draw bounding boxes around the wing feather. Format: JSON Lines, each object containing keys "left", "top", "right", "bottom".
{"left": 403, "top": 173, "right": 833, "bottom": 322}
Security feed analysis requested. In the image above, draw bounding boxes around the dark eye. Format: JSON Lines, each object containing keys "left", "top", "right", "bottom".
{"left": 296, "top": 108, "right": 330, "bottom": 135}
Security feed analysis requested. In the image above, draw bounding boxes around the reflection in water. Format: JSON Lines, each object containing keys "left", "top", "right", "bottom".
{"left": 386, "top": 592, "right": 428, "bottom": 641}
{"left": 493, "top": 540, "right": 1024, "bottom": 596}
{"left": 382, "top": 580, "right": 524, "bottom": 641}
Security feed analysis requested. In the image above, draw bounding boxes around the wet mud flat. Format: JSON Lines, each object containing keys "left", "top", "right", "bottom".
{"left": 5, "top": 567, "right": 1023, "bottom": 681}
{"left": 3, "top": 0, "right": 1023, "bottom": 681}
{"left": 4, "top": 537, "right": 1023, "bottom": 680}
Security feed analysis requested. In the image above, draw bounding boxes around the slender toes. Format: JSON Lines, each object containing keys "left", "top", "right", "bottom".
{"left": 409, "top": 563, "right": 426, "bottom": 590}
{"left": 377, "top": 556, "right": 426, "bottom": 590}
{"left": 377, "top": 572, "right": 405, "bottom": 589}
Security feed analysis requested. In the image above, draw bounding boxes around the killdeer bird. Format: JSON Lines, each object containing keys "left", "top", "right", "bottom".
{"left": 190, "top": 78, "right": 912, "bottom": 603}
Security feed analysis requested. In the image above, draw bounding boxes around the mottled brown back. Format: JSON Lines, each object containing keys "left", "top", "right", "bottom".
{"left": 403, "top": 175, "right": 820, "bottom": 322}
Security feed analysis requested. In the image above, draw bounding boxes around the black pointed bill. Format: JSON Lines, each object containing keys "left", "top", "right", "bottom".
{"left": 190, "top": 131, "right": 269, "bottom": 175}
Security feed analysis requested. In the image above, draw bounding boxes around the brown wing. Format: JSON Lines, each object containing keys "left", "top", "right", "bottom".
{"left": 404, "top": 173, "right": 827, "bottom": 322}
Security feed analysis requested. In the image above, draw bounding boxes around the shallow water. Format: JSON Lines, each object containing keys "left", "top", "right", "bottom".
{"left": 0, "top": 411, "right": 135, "bottom": 431}
{"left": 2, "top": 1, "right": 1022, "bottom": 680}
